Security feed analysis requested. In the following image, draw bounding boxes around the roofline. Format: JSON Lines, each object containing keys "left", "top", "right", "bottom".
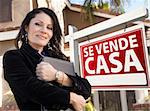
{"left": 64, "top": 0, "right": 116, "bottom": 19}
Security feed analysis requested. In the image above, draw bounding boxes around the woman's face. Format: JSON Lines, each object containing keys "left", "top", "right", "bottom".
{"left": 26, "top": 12, "right": 53, "bottom": 51}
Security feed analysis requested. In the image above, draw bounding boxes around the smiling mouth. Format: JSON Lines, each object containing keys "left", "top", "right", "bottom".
{"left": 37, "top": 35, "right": 47, "bottom": 39}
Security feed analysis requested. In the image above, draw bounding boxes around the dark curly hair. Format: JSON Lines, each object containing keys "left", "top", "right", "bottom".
{"left": 15, "top": 7, "right": 68, "bottom": 60}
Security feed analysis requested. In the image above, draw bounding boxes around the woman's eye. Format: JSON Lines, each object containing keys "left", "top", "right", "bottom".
{"left": 47, "top": 27, "right": 53, "bottom": 30}
{"left": 35, "top": 23, "right": 41, "bottom": 26}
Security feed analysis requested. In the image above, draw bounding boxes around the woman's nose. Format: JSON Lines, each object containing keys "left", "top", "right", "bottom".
{"left": 40, "top": 30, "right": 47, "bottom": 34}
{"left": 40, "top": 27, "right": 47, "bottom": 34}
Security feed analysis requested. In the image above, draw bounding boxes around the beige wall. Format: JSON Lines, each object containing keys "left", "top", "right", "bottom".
{"left": 0, "top": 40, "right": 15, "bottom": 109}
{"left": 0, "top": 40, "right": 15, "bottom": 107}
{"left": 0, "top": 0, "right": 31, "bottom": 29}
{"left": 0, "top": 56, "right": 2, "bottom": 107}
{"left": 0, "top": 0, "right": 29, "bottom": 108}
{"left": 0, "top": 0, "right": 30, "bottom": 56}
{"left": 0, "top": 40, "right": 15, "bottom": 56}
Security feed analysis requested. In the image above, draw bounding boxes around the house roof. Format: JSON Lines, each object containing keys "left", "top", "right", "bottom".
{"left": 65, "top": 1, "right": 117, "bottom": 19}
{"left": 65, "top": 1, "right": 150, "bottom": 27}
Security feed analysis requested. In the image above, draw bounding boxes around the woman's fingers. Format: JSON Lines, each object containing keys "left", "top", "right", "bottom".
{"left": 36, "top": 62, "right": 57, "bottom": 81}
{"left": 70, "top": 92, "right": 86, "bottom": 111}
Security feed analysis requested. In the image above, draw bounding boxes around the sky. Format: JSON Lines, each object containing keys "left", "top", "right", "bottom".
{"left": 70, "top": 0, "right": 84, "bottom": 5}
{"left": 70, "top": 0, "right": 150, "bottom": 16}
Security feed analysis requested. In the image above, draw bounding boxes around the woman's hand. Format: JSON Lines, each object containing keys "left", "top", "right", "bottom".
{"left": 36, "top": 62, "right": 57, "bottom": 81}
{"left": 36, "top": 62, "right": 73, "bottom": 86}
{"left": 70, "top": 92, "right": 86, "bottom": 111}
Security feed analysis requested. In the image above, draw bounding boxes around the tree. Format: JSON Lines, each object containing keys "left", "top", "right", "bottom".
{"left": 82, "top": 0, "right": 129, "bottom": 23}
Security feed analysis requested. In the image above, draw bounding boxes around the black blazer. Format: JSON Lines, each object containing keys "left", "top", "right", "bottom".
{"left": 3, "top": 43, "right": 91, "bottom": 111}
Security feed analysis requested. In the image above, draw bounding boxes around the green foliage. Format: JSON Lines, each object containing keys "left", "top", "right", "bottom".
{"left": 82, "top": 0, "right": 95, "bottom": 24}
{"left": 82, "top": 0, "right": 128, "bottom": 23}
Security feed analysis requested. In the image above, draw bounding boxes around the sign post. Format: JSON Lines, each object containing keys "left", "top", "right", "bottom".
{"left": 79, "top": 24, "right": 150, "bottom": 89}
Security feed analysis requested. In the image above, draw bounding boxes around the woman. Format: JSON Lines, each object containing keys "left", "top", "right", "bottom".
{"left": 3, "top": 8, "right": 91, "bottom": 111}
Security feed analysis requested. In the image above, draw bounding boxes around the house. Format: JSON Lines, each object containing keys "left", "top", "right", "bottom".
{"left": 0, "top": 0, "right": 150, "bottom": 110}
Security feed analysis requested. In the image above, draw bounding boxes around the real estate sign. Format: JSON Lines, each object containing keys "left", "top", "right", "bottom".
{"left": 79, "top": 24, "right": 150, "bottom": 89}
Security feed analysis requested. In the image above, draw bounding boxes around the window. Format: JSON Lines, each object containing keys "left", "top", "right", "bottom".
{"left": 0, "top": 0, "right": 12, "bottom": 22}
